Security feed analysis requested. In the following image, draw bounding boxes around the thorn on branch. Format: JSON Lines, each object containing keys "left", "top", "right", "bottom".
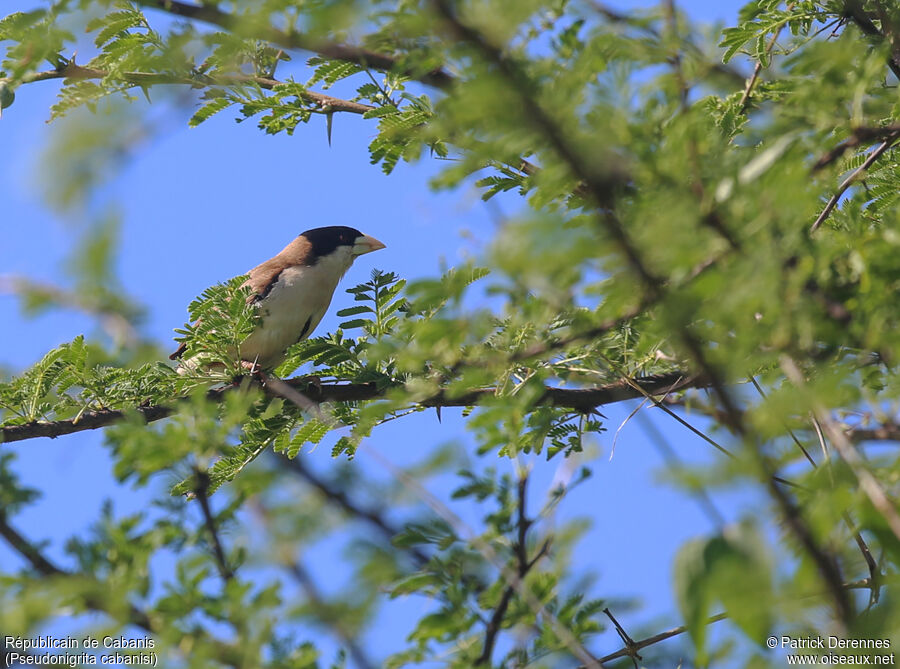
{"left": 603, "top": 607, "right": 642, "bottom": 669}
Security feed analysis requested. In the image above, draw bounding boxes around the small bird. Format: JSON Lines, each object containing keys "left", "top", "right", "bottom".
{"left": 171, "top": 226, "right": 385, "bottom": 372}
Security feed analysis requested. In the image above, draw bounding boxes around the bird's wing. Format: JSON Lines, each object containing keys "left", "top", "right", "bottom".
{"left": 169, "top": 339, "right": 189, "bottom": 360}
{"left": 170, "top": 236, "right": 315, "bottom": 360}
{"left": 244, "top": 236, "right": 314, "bottom": 303}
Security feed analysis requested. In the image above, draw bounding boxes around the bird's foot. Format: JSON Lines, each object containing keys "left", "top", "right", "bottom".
{"left": 240, "top": 359, "right": 262, "bottom": 374}
{"left": 237, "top": 359, "right": 271, "bottom": 386}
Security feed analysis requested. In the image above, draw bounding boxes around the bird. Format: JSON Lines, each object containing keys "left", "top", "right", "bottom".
{"left": 171, "top": 226, "right": 385, "bottom": 373}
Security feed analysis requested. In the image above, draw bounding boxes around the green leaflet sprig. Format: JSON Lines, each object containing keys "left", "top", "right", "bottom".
{"left": 366, "top": 94, "right": 438, "bottom": 174}
{"left": 306, "top": 57, "right": 363, "bottom": 88}
{"left": 718, "top": 4, "right": 826, "bottom": 65}
{"left": 86, "top": 8, "right": 148, "bottom": 49}
{"left": 172, "top": 275, "right": 260, "bottom": 380}
{"left": 340, "top": 269, "right": 408, "bottom": 337}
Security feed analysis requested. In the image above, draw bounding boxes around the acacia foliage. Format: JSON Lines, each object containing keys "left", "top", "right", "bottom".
{"left": 2, "top": 0, "right": 900, "bottom": 667}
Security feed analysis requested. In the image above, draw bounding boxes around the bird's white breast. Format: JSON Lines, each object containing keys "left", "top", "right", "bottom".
{"left": 240, "top": 250, "right": 353, "bottom": 369}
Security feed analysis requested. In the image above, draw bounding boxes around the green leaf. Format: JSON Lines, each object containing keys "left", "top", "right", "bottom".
{"left": 336, "top": 305, "right": 374, "bottom": 317}
{"left": 189, "top": 95, "right": 234, "bottom": 127}
{"left": 87, "top": 9, "right": 145, "bottom": 48}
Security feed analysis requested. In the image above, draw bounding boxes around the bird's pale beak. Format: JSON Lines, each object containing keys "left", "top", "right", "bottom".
{"left": 352, "top": 234, "right": 386, "bottom": 256}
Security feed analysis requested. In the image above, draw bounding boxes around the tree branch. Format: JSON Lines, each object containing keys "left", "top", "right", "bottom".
{"left": 810, "top": 130, "right": 900, "bottom": 233}
{"left": 0, "top": 510, "right": 244, "bottom": 666}
{"left": 282, "top": 456, "right": 429, "bottom": 566}
{"left": 848, "top": 421, "right": 900, "bottom": 443}
{"left": 591, "top": 613, "right": 728, "bottom": 665}
{"left": 738, "top": 2, "right": 794, "bottom": 114}
{"left": 0, "top": 371, "right": 706, "bottom": 445}
{"left": 813, "top": 124, "right": 900, "bottom": 170}
{"left": 0, "top": 512, "right": 64, "bottom": 577}
{"left": 431, "top": 0, "right": 629, "bottom": 212}
{"left": 287, "top": 562, "right": 378, "bottom": 669}
{"left": 475, "top": 474, "right": 546, "bottom": 665}
{"left": 18, "top": 62, "right": 374, "bottom": 116}
{"left": 193, "top": 469, "right": 235, "bottom": 582}
{"left": 603, "top": 607, "right": 641, "bottom": 668}
{"left": 135, "top": 0, "right": 455, "bottom": 90}
{"left": 842, "top": 0, "right": 900, "bottom": 80}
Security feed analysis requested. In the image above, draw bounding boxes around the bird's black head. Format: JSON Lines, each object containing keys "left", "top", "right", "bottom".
{"left": 300, "top": 226, "right": 364, "bottom": 258}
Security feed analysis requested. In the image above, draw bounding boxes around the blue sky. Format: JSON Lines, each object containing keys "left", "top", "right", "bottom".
{"left": 0, "top": 0, "right": 762, "bottom": 665}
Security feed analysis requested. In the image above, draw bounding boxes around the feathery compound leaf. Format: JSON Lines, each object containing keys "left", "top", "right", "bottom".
{"left": 189, "top": 94, "right": 234, "bottom": 127}
{"left": 335, "top": 305, "right": 374, "bottom": 317}
{"left": 0, "top": 10, "right": 46, "bottom": 41}
{"left": 50, "top": 81, "right": 110, "bottom": 120}
{"left": 13, "top": 336, "right": 88, "bottom": 422}
{"left": 281, "top": 419, "right": 332, "bottom": 459}
{"left": 306, "top": 57, "right": 363, "bottom": 88}
{"left": 87, "top": 9, "right": 146, "bottom": 48}
{"left": 173, "top": 275, "right": 260, "bottom": 374}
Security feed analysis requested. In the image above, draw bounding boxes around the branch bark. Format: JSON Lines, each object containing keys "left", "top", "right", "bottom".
{"left": 813, "top": 124, "right": 900, "bottom": 170}
{"left": 475, "top": 474, "right": 548, "bottom": 665}
{"left": 0, "top": 372, "right": 705, "bottom": 445}
{"left": 194, "top": 469, "right": 235, "bottom": 582}
{"left": 842, "top": 0, "right": 900, "bottom": 80}
{"left": 19, "top": 62, "right": 374, "bottom": 116}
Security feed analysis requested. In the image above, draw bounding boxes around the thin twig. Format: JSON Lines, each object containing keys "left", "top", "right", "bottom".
{"left": 476, "top": 474, "right": 548, "bottom": 665}
{"left": 781, "top": 357, "right": 900, "bottom": 545}
{"left": 813, "top": 124, "right": 900, "bottom": 170}
{"left": 363, "top": 448, "right": 602, "bottom": 668}
{"left": 738, "top": 2, "right": 795, "bottom": 114}
{"left": 590, "top": 613, "right": 728, "bottom": 665}
{"left": 585, "top": 570, "right": 899, "bottom": 667}
{"left": 15, "top": 63, "right": 374, "bottom": 115}
{"left": 634, "top": 410, "right": 727, "bottom": 527}
{"left": 282, "top": 456, "right": 429, "bottom": 566}
{"left": 749, "top": 376, "right": 816, "bottom": 466}
{"left": 0, "top": 511, "right": 245, "bottom": 666}
{"left": 810, "top": 131, "right": 900, "bottom": 233}
{"left": 193, "top": 469, "right": 234, "bottom": 582}
{"left": 749, "top": 376, "right": 881, "bottom": 605}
